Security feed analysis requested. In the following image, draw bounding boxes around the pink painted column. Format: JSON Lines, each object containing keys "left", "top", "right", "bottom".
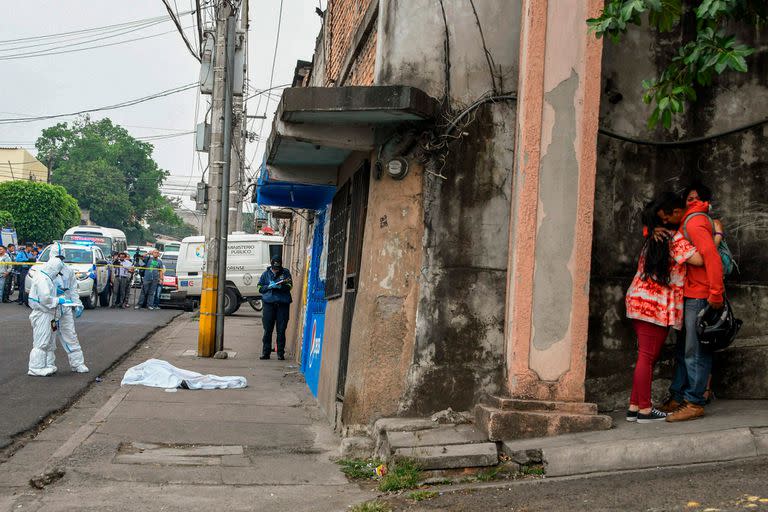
{"left": 505, "top": 0, "right": 604, "bottom": 403}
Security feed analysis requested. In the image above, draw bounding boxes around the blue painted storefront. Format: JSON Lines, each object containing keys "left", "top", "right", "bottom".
{"left": 299, "top": 208, "right": 328, "bottom": 397}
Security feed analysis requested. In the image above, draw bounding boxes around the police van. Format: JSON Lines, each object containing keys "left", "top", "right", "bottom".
{"left": 172, "top": 232, "right": 283, "bottom": 315}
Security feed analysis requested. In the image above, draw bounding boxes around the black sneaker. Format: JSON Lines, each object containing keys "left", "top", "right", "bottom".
{"left": 277, "top": 355, "right": 285, "bottom": 361}
{"left": 626, "top": 410, "right": 638, "bottom": 422}
{"left": 259, "top": 355, "right": 270, "bottom": 360}
{"left": 637, "top": 408, "right": 667, "bottom": 423}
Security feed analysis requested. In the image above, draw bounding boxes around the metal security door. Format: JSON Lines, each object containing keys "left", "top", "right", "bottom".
{"left": 336, "top": 162, "right": 370, "bottom": 400}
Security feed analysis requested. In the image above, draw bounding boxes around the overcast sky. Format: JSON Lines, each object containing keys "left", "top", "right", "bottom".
{"left": 0, "top": 0, "right": 322, "bottom": 210}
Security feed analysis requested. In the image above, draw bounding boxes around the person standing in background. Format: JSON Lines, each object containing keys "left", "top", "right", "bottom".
{"left": 0, "top": 245, "right": 11, "bottom": 303}
{"left": 15, "top": 243, "right": 33, "bottom": 306}
{"left": 3, "top": 243, "right": 16, "bottom": 302}
{"left": 112, "top": 252, "right": 133, "bottom": 308}
{"left": 257, "top": 257, "right": 293, "bottom": 360}
{"left": 135, "top": 249, "right": 164, "bottom": 310}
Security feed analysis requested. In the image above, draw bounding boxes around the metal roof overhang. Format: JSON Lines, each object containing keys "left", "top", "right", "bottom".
{"left": 255, "top": 86, "right": 438, "bottom": 209}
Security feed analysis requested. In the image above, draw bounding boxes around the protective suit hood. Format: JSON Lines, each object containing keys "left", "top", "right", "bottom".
{"left": 40, "top": 256, "right": 65, "bottom": 279}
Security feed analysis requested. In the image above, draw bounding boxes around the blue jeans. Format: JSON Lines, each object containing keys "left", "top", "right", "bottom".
{"left": 153, "top": 282, "right": 162, "bottom": 308}
{"left": 669, "top": 298, "right": 712, "bottom": 406}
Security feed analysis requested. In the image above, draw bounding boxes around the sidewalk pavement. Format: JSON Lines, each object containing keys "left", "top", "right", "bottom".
{"left": 502, "top": 399, "right": 768, "bottom": 477}
{"left": 0, "top": 310, "right": 373, "bottom": 512}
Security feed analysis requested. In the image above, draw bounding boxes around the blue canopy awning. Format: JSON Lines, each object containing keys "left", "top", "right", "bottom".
{"left": 256, "top": 163, "right": 335, "bottom": 210}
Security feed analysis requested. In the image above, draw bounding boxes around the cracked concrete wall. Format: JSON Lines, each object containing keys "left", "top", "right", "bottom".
{"left": 402, "top": 102, "right": 515, "bottom": 415}
{"left": 376, "top": 0, "right": 520, "bottom": 103}
{"left": 588, "top": 18, "right": 768, "bottom": 409}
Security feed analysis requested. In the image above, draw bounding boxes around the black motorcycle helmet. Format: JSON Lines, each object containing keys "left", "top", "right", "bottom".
{"left": 696, "top": 298, "right": 742, "bottom": 351}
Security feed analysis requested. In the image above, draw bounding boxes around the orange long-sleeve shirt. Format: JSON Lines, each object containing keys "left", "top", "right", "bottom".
{"left": 679, "top": 201, "right": 724, "bottom": 305}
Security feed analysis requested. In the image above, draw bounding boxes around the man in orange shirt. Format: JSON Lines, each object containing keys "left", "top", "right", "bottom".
{"left": 657, "top": 195, "right": 724, "bottom": 422}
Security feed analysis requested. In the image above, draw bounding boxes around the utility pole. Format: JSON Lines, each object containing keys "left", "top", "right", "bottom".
{"left": 228, "top": 0, "right": 248, "bottom": 233}
{"left": 198, "top": 1, "right": 237, "bottom": 357}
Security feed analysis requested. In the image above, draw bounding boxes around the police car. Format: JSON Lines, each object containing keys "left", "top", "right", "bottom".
{"left": 25, "top": 241, "right": 111, "bottom": 309}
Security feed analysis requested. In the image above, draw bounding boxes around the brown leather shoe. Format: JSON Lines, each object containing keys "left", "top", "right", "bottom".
{"left": 657, "top": 398, "right": 682, "bottom": 413}
{"left": 665, "top": 401, "right": 705, "bottom": 422}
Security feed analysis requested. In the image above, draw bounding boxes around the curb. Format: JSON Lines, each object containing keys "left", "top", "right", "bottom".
{"left": 518, "top": 426, "right": 768, "bottom": 477}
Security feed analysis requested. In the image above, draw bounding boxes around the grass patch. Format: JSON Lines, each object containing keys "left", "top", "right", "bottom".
{"left": 336, "top": 458, "right": 384, "bottom": 480}
{"left": 378, "top": 459, "right": 422, "bottom": 492}
{"left": 350, "top": 500, "right": 392, "bottom": 512}
{"left": 520, "top": 464, "right": 545, "bottom": 476}
{"left": 409, "top": 490, "right": 438, "bottom": 502}
{"left": 476, "top": 466, "right": 502, "bottom": 482}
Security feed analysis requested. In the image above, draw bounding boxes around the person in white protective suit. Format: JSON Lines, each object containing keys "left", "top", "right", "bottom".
{"left": 27, "top": 248, "right": 89, "bottom": 376}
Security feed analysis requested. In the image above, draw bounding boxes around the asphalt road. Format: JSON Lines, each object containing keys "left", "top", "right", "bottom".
{"left": 0, "top": 293, "right": 180, "bottom": 449}
{"left": 387, "top": 457, "right": 768, "bottom": 511}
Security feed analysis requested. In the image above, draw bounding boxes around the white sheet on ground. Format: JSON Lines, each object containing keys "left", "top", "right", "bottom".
{"left": 121, "top": 358, "right": 247, "bottom": 389}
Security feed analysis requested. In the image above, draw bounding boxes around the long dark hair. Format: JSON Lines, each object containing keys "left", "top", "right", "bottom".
{"left": 640, "top": 197, "right": 673, "bottom": 285}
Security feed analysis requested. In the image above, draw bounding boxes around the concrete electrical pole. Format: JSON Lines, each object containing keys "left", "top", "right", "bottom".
{"left": 198, "top": 1, "right": 237, "bottom": 357}
{"left": 228, "top": 0, "right": 248, "bottom": 233}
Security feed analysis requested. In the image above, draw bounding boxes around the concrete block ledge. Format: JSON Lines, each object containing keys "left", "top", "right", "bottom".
{"left": 504, "top": 427, "right": 762, "bottom": 477}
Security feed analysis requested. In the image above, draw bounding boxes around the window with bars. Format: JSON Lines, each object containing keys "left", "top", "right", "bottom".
{"left": 324, "top": 180, "right": 350, "bottom": 299}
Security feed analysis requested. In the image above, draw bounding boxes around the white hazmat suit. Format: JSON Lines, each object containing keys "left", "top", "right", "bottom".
{"left": 27, "top": 251, "right": 89, "bottom": 376}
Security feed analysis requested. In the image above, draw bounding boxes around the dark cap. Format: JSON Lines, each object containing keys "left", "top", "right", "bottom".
{"left": 270, "top": 256, "right": 282, "bottom": 266}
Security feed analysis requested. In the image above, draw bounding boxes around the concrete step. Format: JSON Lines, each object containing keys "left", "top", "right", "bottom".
{"left": 386, "top": 425, "right": 488, "bottom": 451}
{"left": 393, "top": 442, "right": 499, "bottom": 470}
{"left": 475, "top": 403, "right": 613, "bottom": 441}
{"left": 484, "top": 396, "right": 597, "bottom": 415}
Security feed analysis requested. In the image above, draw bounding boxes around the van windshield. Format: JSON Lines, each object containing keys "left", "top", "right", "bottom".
{"left": 63, "top": 234, "right": 112, "bottom": 255}
{"left": 38, "top": 246, "right": 93, "bottom": 264}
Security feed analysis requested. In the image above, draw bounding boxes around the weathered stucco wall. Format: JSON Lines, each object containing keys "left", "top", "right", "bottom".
{"left": 341, "top": 160, "right": 424, "bottom": 425}
{"left": 588, "top": 19, "right": 768, "bottom": 409}
{"left": 371, "top": 0, "right": 520, "bottom": 415}
{"left": 402, "top": 102, "right": 515, "bottom": 415}
{"left": 376, "top": 0, "right": 520, "bottom": 103}
{"left": 505, "top": 0, "right": 604, "bottom": 403}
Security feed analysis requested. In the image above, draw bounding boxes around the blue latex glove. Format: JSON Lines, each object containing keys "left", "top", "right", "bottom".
{"left": 267, "top": 282, "right": 278, "bottom": 289}
{"left": 74, "top": 306, "right": 84, "bottom": 318}
{"left": 58, "top": 297, "right": 73, "bottom": 305}
{"left": 56, "top": 286, "right": 66, "bottom": 296}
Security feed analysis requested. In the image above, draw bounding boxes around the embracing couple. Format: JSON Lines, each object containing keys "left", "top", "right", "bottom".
{"left": 625, "top": 183, "right": 725, "bottom": 424}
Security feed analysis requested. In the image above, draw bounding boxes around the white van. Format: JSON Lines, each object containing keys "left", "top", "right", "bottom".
{"left": 173, "top": 233, "right": 284, "bottom": 315}
{"left": 63, "top": 226, "right": 128, "bottom": 256}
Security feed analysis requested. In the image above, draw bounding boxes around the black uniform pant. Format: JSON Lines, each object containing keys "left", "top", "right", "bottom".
{"left": 262, "top": 302, "right": 290, "bottom": 357}
{"left": 1, "top": 273, "right": 11, "bottom": 301}
{"left": 17, "top": 268, "right": 28, "bottom": 304}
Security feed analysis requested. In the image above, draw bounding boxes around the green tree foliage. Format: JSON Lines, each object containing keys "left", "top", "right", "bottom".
{"left": 36, "top": 116, "right": 188, "bottom": 241}
{"left": 0, "top": 181, "right": 80, "bottom": 242}
{"left": 588, "top": 0, "right": 766, "bottom": 129}
{"left": 0, "top": 210, "right": 14, "bottom": 228}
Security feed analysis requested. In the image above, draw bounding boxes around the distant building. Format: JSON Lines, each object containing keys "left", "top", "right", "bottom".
{"left": 174, "top": 208, "right": 203, "bottom": 235}
{"left": 0, "top": 148, "right": 49, "bottom": 183}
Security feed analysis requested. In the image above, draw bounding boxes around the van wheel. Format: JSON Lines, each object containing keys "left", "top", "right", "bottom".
{"left": 248, "top": 298, "right": 263, "bottom": 312}
{"left": 223, "top": 287, "right": 240, "bottom": 316}
{"left": 83, "top": 285, "right": 97, "bottom": 310}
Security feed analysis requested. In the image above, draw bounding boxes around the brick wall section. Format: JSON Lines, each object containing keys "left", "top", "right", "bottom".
{"left": 325, "top": 0, "right": 376, "bottom": 86}
{"left": 345, "top": 30, "right": 376, "bottom": 86}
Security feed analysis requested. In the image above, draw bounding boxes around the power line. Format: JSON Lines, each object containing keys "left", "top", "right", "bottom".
{"left": 0, "top": 26, "right": 194, "bottom": 61}
{"left": 0, "top": 18, "right": 167, "bottom": 53}
{"left": 0, "top": 12, "right": 190, "bottom": 45}
{"left": 0, "top": 83, "right": 198, "bottom": 125}
{"left": 161, "top": 0, "right": 201, "bottom": 62}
